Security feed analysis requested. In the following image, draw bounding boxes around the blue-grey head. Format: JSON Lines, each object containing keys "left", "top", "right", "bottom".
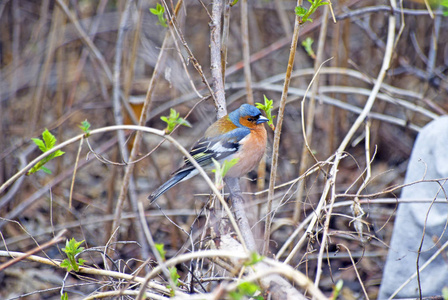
{"left": 229, "top": 104, "right": 269, "bottom": 127}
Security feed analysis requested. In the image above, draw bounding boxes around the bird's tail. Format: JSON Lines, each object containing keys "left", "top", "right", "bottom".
{"left": 148, "top": 171, "right": 190, "bottom": 203}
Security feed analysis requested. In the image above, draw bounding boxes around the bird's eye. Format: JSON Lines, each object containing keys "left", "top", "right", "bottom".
{"left": 247, "top": 117, "right": 254, "bottom": 122}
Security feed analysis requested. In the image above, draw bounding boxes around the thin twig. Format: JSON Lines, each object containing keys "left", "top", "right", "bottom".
{"left": 136, "top": 201, "right": 177, "bottom": 299}
{"left": 335, "top": 6, "right": 444, "bottom": 20}
{"left": 338, "top": 244, "right": 370, "bottom": 299}
{"left": 388, "top": 238, "right": 448, "bottom": 299}
{"left": 293, "top": 3, "right": 331, "bottom": 222}
{"left": 68, "top": 137, "right": 84, "bottom": 209}
{"left": 263, "top": 0, "right": 303, "bottom": 256}
{"left": 0, "top": 249, "right": 178, "bottom": 296}
{"left": 162, "top": 0, "right": 218, "bottom": 109}
{"left": 0, "top": 230, "right": 66, "bottom": 272}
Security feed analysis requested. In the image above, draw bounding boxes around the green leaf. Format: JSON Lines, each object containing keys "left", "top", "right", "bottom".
{"left": 295, "top": 6, "right": 308, "bottom": 17}
{"left": 331, "top": 279, "right": 344, "bottom": 300}
{"left": 41, "top": 166, "right": 52, "bottom": 174}
{"left": 61, "top": 292, "right": 68, "bottom": 300}
{"left": 158, "top": 17, "right": 168, "bottom": 28}
{"left": 79, "top": 120, "right": 91, "bottom": 135}
{"left": 169, "top": 266, "right": 180, "bottom": 286}
{"left": 238, "top": 282, "right": 259, "bottom": 295}
{"left": 295, "top": 0, "right": 328, "bottom": 24}
{"left": 211, "top": 158, "right": 239, "bottom": 187}
{"left": 155, "top": 243, "right": 166, "bottom": 260}
{"left": 170, "top": 108, "right": 179, "bottom": 119}
{"left": 27, "top": 165, "right": 39, "bottom": 175}
{"left": 61, "top": 238, "right": 85, "bottom": 272}
{"left": 62, "top": 238, "right": 85, "bottom": 255}
{"left": 256, "top": 95, "right": 276, "bottom": 130}
{"left": 29, "top": 129, "right": 65, "bottom": 175}
{"left": 230, "top": 281, "right": 262, "bottom": 299}
{"left": 335, "top": 279, "right": 343, "bottom": 290}
{"left": 42, "top": 129, "right": 57, "bottom": 149}
{"left": 150, "top": 3, "right": 164, "bottom": 15}
{"left": 176, "top": 118, "right": 192, "bottom": 128}
{"left": 221, "top": 158, "right": 239, "bottom": 178}
{"left": 32, "top": 138, "right": 47, "bottom": 152}
{"left": 443, "top": 286, "right": 448, "bottom": 300}
{"left": 244, "top": 252, "right": 264, "bottom": 266}
{"left": 150, "top": 3, "right": 168, "bottom": 27}
{"left": 61, "top": 259, "right": 74, "bottom": 272}
{"left": 52, "top": 150, "right": 65, "bottom": 158}
{"left": 161, "top": 108, "right": 191, "bottom": 133}
{"left": 211, "top": 158, "right": 221, "bottom": 174}
{"left": 302, "top": 37, "right": 316, "bottom": 58}
{"left": 229, "top": 291, "right": 243, "bottom": 300}
{"left": 60, "top": 259, "right": 70, "bottom": 268}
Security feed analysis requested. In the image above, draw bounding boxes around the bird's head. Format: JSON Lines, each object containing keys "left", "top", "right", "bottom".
{"left": 229, "top": 104, "right": 269, "bottom": 128}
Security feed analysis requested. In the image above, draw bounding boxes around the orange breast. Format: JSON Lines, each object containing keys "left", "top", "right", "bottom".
{"left": 226, "top": 124, "right": 267, "bottom": 178}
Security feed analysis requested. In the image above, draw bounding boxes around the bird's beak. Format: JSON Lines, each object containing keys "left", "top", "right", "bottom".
{"left": 256, "top": 115, "right": 269, "bottom": 124}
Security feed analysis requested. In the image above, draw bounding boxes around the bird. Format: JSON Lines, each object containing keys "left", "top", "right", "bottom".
{"left": 148, "top": 104, "right": 269, "bottom": 203}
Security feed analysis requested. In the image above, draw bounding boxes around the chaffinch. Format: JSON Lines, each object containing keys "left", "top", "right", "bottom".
{"left": 148, "top": 104, "right": 269, "bottom": 203}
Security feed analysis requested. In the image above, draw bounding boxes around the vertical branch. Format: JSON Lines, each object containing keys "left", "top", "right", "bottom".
{"left": 210, "top": 0, "right": 227, "bottom": 118}
{"left": 213, "top": 0, "right": 258, "bottom": 254}
{"left": 225, "top": 178, "right": 257, "bottom": 252}
{"left": 293, "top": 5, "right": 330, "bottom": 223}
{"left": 263, "top": 0, "right": 303, "bottom": 256}
{"left": 221, "top": 0, "right": 231, "bottom": 83}
{"left": 241, "top": 0, "right": 254, "bottom": 105}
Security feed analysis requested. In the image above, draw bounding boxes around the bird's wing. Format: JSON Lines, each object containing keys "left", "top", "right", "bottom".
{"left": 172, "top": 128, "right": 250, "bottom": 175}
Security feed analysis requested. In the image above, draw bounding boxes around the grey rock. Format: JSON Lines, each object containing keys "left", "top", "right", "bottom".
{"left": 379, "top": 116, "right": 448, "bottom": 299}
